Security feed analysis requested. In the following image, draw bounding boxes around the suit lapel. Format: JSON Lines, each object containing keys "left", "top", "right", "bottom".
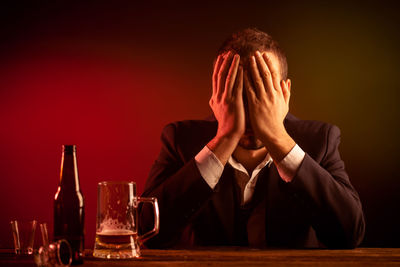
{"left": 211, "top": 165, "right": 235, "bottom": 242}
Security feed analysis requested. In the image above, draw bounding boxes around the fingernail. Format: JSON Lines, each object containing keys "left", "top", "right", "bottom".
{"left": 255, "top": 51, "right": 261, "bottom": 57}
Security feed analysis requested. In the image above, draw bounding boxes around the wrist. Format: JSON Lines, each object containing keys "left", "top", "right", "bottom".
{"left": 216, "top": 131, "right": 242, "bottom": 143}
{"left": 207, "top": 134, "right": 240, "bottom": 166}
{"left": 263, "top": 129, "right": 289, "bottom": 145}
{"left": 261, "top": 130, "right": 296, "bottom": 162}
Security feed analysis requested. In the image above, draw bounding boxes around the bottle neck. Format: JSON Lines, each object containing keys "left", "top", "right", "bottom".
{"left": 59, "top": 149, "right": 80, "bottom": 192}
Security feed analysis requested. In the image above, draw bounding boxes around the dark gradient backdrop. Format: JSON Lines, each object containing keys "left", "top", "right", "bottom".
{"left": 1, "top": 1, "right": 399, "bottom": 248}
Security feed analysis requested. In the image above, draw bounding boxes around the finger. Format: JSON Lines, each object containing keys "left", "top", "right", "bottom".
{"left": 262, "top": 52, "right": 281, "bottom": 92}
{"left": 212, "top": 54, "right": 224, "bottom": 96}
{"left": 254, "top": 51, "right": 274, "bottom": 96}
{"left": 281, "top": 80, "right": 290, "bottom": 105}
{"left": 217, "top": 51, "right": 234, "bottom": 100}
{"left": 244, "top": 69, "right": 256, "bottom": 102}
{"left": 225, "top": 54, "right": 240, "bottom": 98}
{"left": 249, "top": 55, "right": 266, "bottom": 98}
{"left": 233, "top": 66, "right": 243, "bottom": 100}
{"left": 281, "top": 79, "right": 291, "bottom": 105}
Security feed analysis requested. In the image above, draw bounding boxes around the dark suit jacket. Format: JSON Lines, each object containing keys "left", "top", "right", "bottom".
{"left": 140, "top": 113, "right": 365, "bottom": 248}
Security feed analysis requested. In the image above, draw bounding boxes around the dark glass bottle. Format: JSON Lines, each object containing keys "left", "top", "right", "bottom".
{"left": 54, "top": 145, "right": 84, "bottom": 265}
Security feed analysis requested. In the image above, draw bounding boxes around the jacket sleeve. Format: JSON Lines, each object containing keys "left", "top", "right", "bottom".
{"left": 288, "top": 124, "right": 365, "bottom": 248}
{"left": 140, "top": 123, "right": 214, "bottom": 248}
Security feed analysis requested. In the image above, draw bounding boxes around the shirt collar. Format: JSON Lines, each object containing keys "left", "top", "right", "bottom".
{"left": 228, "top": 153, "right": 273, "bottom": 179}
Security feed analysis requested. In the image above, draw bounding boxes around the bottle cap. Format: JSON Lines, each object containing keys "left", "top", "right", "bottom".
{"left": 62, "top": 145, "right": 76, "bottom": 153}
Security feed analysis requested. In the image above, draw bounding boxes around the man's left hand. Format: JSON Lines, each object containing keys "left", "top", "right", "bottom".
{"left": 244, "top": 51, "right": 296, "bottom": 162}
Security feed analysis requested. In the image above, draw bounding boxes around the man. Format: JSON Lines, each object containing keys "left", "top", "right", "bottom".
{"left": 140, "top": 28, "right": 365, "bottom": 248}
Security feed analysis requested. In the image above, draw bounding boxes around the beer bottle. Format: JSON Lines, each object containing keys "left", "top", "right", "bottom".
{"left": 54, "top": 145, "right": 85, "bottom": 264}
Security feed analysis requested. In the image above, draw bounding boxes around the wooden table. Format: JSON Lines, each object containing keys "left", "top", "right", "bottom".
{"left": 1, "top": 248, "right": 399, "bottom": 266}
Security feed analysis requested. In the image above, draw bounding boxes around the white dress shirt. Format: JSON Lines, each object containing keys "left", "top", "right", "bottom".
{"left": 195, "top": 144, "right": 305, "bottom": 205}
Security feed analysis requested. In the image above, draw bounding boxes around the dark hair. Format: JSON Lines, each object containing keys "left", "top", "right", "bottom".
{"left": 216, "top": 28, "right": 288, "bottom": 79}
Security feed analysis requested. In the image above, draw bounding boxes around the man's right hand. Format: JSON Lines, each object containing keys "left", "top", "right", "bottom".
{"left": 207, "top": 51, "right": 244, "bottom": 165}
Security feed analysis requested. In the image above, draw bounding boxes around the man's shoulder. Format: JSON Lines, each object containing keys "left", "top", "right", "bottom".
{"left": 285, "top": 113, "right": 341, "bottom": 159}
{"left": 163, "top": 117, "right": 217, "bottom": 136}
{"left": 161, "top": 116, "right": 217, "bottom": 147}
{"left": 285, "top": 113, "right": 339, "bottom": 136}
{"left": 159, "top": 117, "right": 217, "bottom": 159}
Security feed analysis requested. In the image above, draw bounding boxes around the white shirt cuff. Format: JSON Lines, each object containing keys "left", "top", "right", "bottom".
{"left": 276, "top": 144, "right": 305, "bottom": 183}
{"left": 194, "top": 145, "right": 224, "bottom": 189}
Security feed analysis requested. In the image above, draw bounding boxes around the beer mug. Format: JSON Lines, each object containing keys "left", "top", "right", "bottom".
{"left": 93, "top": 181, "right": 159, "bottom": 259}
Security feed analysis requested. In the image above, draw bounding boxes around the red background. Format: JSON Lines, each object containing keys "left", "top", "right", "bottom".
{"left": 1, "top": 1, "right": 399, "bottom": 248}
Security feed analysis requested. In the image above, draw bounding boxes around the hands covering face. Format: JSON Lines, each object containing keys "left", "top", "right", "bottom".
{"left": 245, "top": 51, "right": 291, "bottom": 145}
{"left": 209, "top": 51, "right": 245, "bottom": 141}
{"left": 209, "top": 50, "right": 291, "bottom": 149}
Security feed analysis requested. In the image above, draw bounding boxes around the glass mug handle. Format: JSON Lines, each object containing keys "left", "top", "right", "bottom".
{"left": 136, "top": 197, "right": 160, "bottom": 244}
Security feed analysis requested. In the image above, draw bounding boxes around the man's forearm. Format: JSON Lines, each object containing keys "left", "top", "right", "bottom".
{"left": 261, "top": 129, "right": 296, "bottom": 163}
{"left": 207, "top": 135, "right": 240, "bottom": 166}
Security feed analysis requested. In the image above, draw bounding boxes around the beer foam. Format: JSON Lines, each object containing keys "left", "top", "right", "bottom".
{"left": 99, "top": 218, "right": 133, "bottom": 232}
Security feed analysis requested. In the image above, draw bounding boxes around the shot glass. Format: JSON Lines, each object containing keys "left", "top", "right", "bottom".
{"left": 10, "top": 220, "right": 37, "bottom": 255}
{"left": 34, "top": 239, "right": 72, "bottom": 267}
{"left": 34, "top": 223, "right": 72, "bottom": 267}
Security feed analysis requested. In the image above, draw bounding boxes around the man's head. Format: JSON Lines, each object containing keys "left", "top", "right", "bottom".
{"left": 216, "top": 28, "right": 288, "bottom": 80}
{"left": 215, "top": 28, "right": 289, "bottom": 150}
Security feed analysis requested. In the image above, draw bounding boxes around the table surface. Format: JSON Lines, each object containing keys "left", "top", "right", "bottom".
{"left": 1, "top": 247, "right": 400, "bottom": 266}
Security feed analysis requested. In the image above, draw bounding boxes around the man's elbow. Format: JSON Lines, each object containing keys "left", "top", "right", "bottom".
{"left": 319, "top": 212, "right": 366, "bottom": 249}
{"left": 343, "top": 217, "right": 365, "bottom": 249}
{"left": 346, "top": 214, "right": 366, "bottom": 248}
